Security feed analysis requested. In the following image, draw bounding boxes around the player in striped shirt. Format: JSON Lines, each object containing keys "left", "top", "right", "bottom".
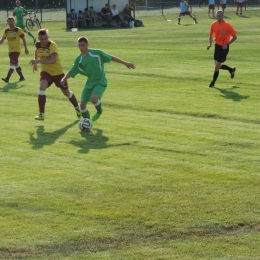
{"left": 29, "top": 29, "right": 80, "bottom": 121}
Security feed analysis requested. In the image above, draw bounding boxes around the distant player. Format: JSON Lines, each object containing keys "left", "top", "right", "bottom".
{"left": 13, "top": 0, "right": 36, "bottom": 43}
{"left": 236, "top": 0, "right": 244, "bottom": 15}
{"left": 207, "top": 10, "right": 237, "bottom": 88}
{"left": 220, "top": 0, "right": 227, "bottom": 15}
{"left": 208, "top": 0, "right": 215, "bottom": 18}
{"left": 29, "top": 29, "right": 80, "bottom": 121}
{"left": 0, "top": 16, "right": 28, "bottom": 83}
{"left": 178, "top": 0, "right": 198, "bottom": 25}
{"left": 60, "top": 37, "right": 135, "bottom": 122}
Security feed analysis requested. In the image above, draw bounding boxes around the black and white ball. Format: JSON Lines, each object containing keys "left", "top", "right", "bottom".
{"left": 78, "top": 118, "right": 92, "bottom": 132}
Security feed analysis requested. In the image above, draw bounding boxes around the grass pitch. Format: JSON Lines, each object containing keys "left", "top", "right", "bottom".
{"left": 0, "top": 10, "right": 260, "bottom": 259}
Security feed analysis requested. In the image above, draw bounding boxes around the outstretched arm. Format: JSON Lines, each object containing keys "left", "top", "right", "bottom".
{"left": 111, "top": 56, "right": 135, "bottom": 69}
{"left": 60, "top": 72, "right": 72, "bottom": 87}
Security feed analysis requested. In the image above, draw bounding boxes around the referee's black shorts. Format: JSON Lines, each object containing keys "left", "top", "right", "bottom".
{"left": 214, "top": 44, "right": 229, "bottom": 63}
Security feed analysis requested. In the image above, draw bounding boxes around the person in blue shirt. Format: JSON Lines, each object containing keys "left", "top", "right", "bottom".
{"left": 220, "top": 0, "right": 227, "bottom": 15}
{"left": 208, "top": 0, "right": 215, "bottom": 18}
{"left": 178, "top": 0, "right": 198, "bottom": 25}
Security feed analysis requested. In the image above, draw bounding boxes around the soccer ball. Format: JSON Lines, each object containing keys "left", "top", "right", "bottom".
{"left": 78, "top": 118, "right": 92, "bottom": 132}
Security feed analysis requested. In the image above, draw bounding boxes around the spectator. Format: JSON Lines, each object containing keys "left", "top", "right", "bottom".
{"left": 83, "top": 8, "right": 92, "bottom": 27}
{"left": 111, "top": 4, "right": 122, "bottom": 27}
{"left": 236, "top": 0, "right": 244, "bottom": 15}
{"left": 208, "top": 0, "right": 215, "bottom": 18}
{"left": 101, "top": 4, "right": 111, "bottom": 27}
{"left": 70, "top": 9, "right": 78, "bottom": 28}
{"left": 89, "top": 6, "right": 98, "bottom": 27}
{"left": 78, "top": 10, "right": 84, "bottom": 28}
{"left": 123, "top": 4, "right": 135, "bottom": 26}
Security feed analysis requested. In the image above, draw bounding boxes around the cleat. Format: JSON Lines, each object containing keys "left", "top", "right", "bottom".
{"left": 209, "top": 82, "right": 215, "bottom": 88}
{"left": 19, "top": 77, "right": 25, "bottom": 81}
{"left": 178, "top": 22, "right": 180, "bottom": 25}
{"left": 230, "top": 67, "right": 236, "bottom": 79}
{"left": 2, "top": 77, "right": 9, "bottom": 83}
{"left": 92, "top": 112, "right": 102, "bottom": 122}
{"left": 236, "top": 12, "right": 238, "bottom": 15}
{"left": 75, "top": 107, "right": 81, "bottom": 119}
{"left": 194, "top": 21, "right": 198, "bottom": 24}
{"left": 35, "top": 113, "right": 45, "bottom": 120}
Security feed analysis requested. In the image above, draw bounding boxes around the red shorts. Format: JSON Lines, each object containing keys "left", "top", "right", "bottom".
{"left": 9, "top": 52, "right": 20, "bottom": 65}
{"left": 209, "top": 4, "right": 215, "bottom": 10}
{"left": 40, "top": 72, "right": 68, "bottom": 90}
{"left": 180, "top": 11, "right": 191, "bottom": 16}
{"left": 237, "top": 2, "right": 244, "bottom": 7}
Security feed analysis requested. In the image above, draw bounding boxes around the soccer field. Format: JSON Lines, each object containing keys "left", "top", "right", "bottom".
{"left": 0, "top": 11, "right": 260, "bottom": 259}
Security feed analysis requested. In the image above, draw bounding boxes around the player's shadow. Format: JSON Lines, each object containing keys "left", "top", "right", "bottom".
{"left": 0, "top": 82, "right": 25, "bottom": 92}
{"left": 70, "top": 129, "right": 134, "bottom": 153}
{"left": 215, "top": 86, "right": 249, "bottom": 102}
{"left": 29, "top": 120, "right": 78, "bottom": 149}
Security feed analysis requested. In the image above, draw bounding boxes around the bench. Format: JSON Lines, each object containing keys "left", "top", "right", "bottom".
{"left": 66, "top": 12, "right": 124, "bottom": 29}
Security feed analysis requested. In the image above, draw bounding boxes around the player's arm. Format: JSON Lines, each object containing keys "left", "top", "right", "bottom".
{"left": 60, "top": 72, "right": 72, "bottom": 87}
{"left": 21, "top": 36, "right": 29, "bottom": 55}
{"left": 0, "top": 37, "right": 6, "bottom": 45}
{"left": 207, "top": 34, "right": 213, "bottom": 50}
{"left": 30, "top": 53, "right": 57, "bottom": 65}
{"left": 111, "top": 56, "right": 135, "bottom": 69}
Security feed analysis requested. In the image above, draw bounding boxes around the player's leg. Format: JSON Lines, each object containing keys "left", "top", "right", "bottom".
{"left": 189, "top": 12, "right": 198, "bottom": 24}
{"left": 236, "top": 4, "right": 239, "bottom": 15}
{"left": 35, "top": 72, "right": 51, "bottom": 120}
{"left": 22, "top": 26, "right": 36, "bottom": 43}
{"left": 13, "top": 53, "right": 25, "bottom": 81}
{"left": 209, "top": 45, "right": 222, "bottom": 88}
{"left": 91, "top": 85, "right": 106, "bottom": 122}
{"left": 55, "top": 74, "right": 81, "bottom": 118}
{"left": 80, "top": 86, "right": 92, "bottom": 119}
{"left": 178, "top": 13, "right": 182, "bottom": 24}
{"left": 2, "top": 53, "right": 17, "bottom": 83}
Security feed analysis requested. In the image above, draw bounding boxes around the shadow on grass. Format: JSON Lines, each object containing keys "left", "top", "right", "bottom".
{"left": 29, "top": 121, "right": 78, "bottom": 149}
{"left": 1, "top": 222, "right": 260, "bottom": 258}
{"left": 0, "top": 82, "right": 25, "bottom": 92}
{"left": 215, "top": 86, "right": 249, "bottom": 102}
{"left": 70, "top": 128, "right": 133, "bottom": 153}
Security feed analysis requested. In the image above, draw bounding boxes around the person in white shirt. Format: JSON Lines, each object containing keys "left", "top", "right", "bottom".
{"left": 111, "top": 4, "right": 122, "bottom": 27}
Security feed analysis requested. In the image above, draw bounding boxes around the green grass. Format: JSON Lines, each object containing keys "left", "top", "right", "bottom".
{"left": 0, "top": 11, "right": 260, "bottom": 259}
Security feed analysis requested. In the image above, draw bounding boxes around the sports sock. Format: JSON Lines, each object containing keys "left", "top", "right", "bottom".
{"left": 94, "top": 100, "right": 102, "bottom": 114}
{"left": 7, "top": 68, "right": 14, "bottom": 79}
{"left": 220, "top": 64, "right": 232, "bottom": 72}
{"left": 68, "top": 91, "right": 78, "bottom": 107}
{"left": 27, "top": 31, "right": 35, "bottom": 39}
{"left": 213, "top": 71, "right": 219, "bottom": 83}
{"left": 15, "top": 66, "right": 23, "bottom": 77}
{"left": 38, "top": 90, "right": 46, "bottom": 114}
{"left": 81, "top": 108, "right": 90, "bottom": 119}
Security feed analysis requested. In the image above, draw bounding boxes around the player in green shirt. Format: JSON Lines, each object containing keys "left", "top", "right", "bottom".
{"left": 60, "top": 36, "right": 135, "bottom": 122}
{"left": 13, "top": 0, "right": 36, "bottom": 43}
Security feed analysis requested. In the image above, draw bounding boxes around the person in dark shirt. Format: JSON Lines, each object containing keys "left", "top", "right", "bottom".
{"left": 101, "top": 4, "right": 111, "bottom": 27}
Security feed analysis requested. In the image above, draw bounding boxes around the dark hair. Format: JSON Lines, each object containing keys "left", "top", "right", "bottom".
{"left": 38, "top": 29, "right": 48, "bottom": 36}
{"left": 90, "top": 6, "right": 93, "bottom": 8}
{"left": 85, "top": 8, "right": 88, "bottom": 11}
{"left": 79, "top": 10, "right": 82, "bottom": 13}
{"left": 78, "top": 37, "right": 88, "bottom": 43}
{"left": 71, "top": 9, "right": 75, "bottom": 12}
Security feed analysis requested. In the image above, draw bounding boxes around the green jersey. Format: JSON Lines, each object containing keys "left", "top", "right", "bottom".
{"left": 13, "top": 6, "right": 27, "bottom": 27}
{"left": 69, "top": 48, "right": 112, "bottom": 87}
